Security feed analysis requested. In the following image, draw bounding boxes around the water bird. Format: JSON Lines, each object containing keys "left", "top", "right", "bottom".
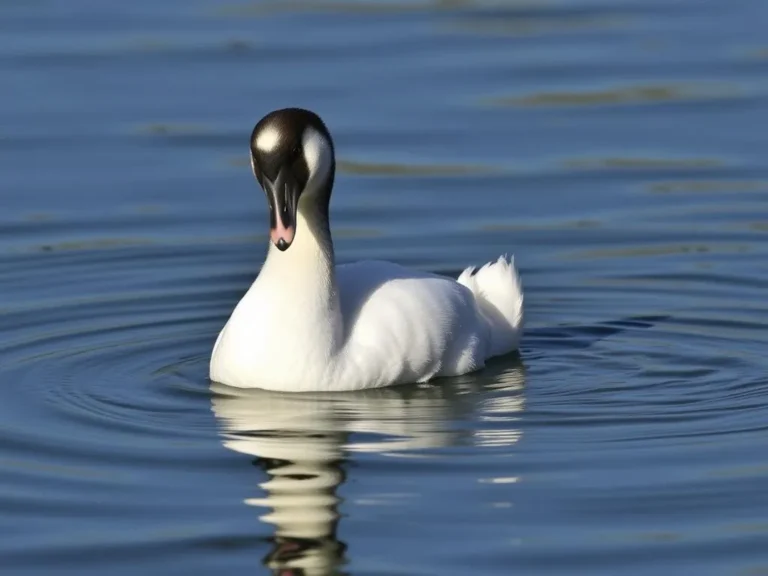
{"left": 210, "top": 108, "right": 524, "bottom": 392}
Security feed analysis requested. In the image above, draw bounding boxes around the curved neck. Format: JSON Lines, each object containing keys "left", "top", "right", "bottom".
{"left": 258, "top": 204, "right": 342, "bottom": 351}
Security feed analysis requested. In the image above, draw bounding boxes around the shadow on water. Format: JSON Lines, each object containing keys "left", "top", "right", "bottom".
{"left": 211, "top": 316, "right": 667, "bottom": 575}
{"left": 208, "top": 311, "right": 663, "bottom": 574}
{"left": 210, "top": 361, "right": 527, "bottom": 575}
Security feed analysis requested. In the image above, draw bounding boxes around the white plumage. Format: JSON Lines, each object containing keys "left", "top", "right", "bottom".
{"left": 209, "top": 108, "right": 524, "bottom": 392}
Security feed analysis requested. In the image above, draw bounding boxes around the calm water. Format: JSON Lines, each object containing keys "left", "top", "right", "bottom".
{"left": 2, "top": 0, "right": 768, "bottom": 574}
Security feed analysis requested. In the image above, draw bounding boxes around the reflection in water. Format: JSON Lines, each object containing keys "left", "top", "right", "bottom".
{"left": 210, "top": 363, "right": 525, "bottom": 575}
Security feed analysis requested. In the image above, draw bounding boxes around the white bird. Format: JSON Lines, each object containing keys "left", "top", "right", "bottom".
{"left": 210, "top": 108, "right": 524, "bottom": 392}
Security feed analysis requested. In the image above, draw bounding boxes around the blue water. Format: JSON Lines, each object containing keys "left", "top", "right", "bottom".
{"left": 2, "top": 0, "right": 768, "bottom": 574}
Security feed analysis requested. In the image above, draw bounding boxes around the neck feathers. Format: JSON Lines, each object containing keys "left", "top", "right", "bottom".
{"left": 259, "top": 207, "right": 341, "bottom": 349}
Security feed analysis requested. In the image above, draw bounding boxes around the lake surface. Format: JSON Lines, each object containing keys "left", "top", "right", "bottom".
{"left": 2, "top": 0, "right": 768, "bottom": 574}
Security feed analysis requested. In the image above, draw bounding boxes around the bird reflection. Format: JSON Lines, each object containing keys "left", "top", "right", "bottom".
{"left": 209, "top": 361, "right": 526, "bottom": 575}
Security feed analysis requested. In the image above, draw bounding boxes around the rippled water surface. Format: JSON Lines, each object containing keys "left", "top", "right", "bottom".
{"left": 3, "top": 0, "right": 768, "bottom": 574}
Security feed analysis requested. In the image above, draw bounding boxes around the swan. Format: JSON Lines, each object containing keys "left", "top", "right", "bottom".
{"left": 210, "top": 108, "right": 524, "bottom": 392}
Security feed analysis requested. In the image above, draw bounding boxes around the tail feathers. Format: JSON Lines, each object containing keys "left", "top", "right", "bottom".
{"left": 458, "top": 254, "right": 524, "bottom": 357}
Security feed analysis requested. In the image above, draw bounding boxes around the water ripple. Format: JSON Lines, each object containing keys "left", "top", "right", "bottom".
{"left": 2, "top": 0, "right": 768, "bottom": 572}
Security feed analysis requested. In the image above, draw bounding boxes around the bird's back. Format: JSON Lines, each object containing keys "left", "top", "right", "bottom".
{"left": 332, "top": 260, "right": 490, "bottom": 390}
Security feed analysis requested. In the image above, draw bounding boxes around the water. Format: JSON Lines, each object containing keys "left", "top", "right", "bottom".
{"left": 2, "top": 0, "right": 768, "bottom": 573}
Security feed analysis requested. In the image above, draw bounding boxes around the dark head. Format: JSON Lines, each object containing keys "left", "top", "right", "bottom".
{"left": 249, "top": 108, "right": 335, "bottom": 252}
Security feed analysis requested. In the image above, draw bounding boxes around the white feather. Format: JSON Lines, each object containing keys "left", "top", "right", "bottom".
{"left": 210, "top": 225, "right": 524, "bottom": 392}
{"left": 302, "top": 126, "right": 332, "bottom": 194}
{"left": 211, "top": 119, "right": 524, "bottom": 392}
